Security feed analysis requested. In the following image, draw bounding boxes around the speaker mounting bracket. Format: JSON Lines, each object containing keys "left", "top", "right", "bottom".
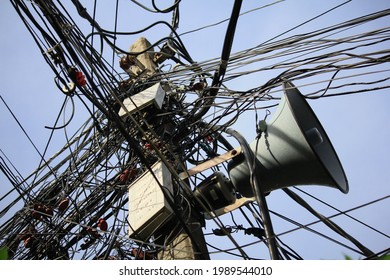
{"left": 204, "top": 196, "right": 255, "bottom": 219}
{"left": 179, "top": 147, "right": 242, "bottom": 180}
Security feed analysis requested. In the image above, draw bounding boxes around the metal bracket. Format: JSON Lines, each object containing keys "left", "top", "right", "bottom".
{"left": 204, "top": 197, "right": 255, "bottom": 219}
{"left": 179, "top": 147, "right": 242, "bottom": 180}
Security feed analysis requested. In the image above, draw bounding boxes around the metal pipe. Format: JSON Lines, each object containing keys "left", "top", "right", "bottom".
{"left": 224, "top": 127, "right": 280, "bottom": 260}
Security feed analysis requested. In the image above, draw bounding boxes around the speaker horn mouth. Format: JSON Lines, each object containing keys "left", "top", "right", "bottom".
{"left": 283, "top": 81, "right": 349, "bottom": 194}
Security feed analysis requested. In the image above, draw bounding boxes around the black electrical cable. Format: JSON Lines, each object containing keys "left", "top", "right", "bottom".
{"left": 283, "top": 188, "right": 375, "bottom": 257}
{"left": 44, "top": 96, "right": 75, "bottom": 130}
{"left": 188, "top": 0, "right": 242, "bottom": 123}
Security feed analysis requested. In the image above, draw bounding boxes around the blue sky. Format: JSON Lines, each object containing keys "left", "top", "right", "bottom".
{"left": 0, "top": 0, "right": 389, "bottom": 260}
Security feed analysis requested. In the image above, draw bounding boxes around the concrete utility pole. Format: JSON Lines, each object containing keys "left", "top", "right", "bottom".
{"left": 157, "top": 222, "right": 209, "bottom": 260}
{"left": 123, "top": 37, "right": 209, "bottom": 260}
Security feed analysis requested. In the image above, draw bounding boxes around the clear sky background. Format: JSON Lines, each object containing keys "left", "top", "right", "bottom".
{"left": 0, "top": 0, "right": 389, "bottom": 260}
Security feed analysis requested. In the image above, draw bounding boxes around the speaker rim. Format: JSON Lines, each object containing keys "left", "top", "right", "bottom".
{"left": 283, "top": 81, "right": 349, "bottom": 193}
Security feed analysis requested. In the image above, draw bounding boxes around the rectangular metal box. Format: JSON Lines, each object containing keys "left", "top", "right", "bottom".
{"left": 127, "top": 161, "right": 174, "bottom": 240}
{"left": 119, "top": 83, "right": 165, "bottom": 117}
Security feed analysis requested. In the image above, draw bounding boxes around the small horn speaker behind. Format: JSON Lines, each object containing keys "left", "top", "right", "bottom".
{"left": 228, "top": 81, "right": 348, "bottom": 197}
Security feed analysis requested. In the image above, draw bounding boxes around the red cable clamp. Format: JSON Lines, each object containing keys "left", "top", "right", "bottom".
{"left": 74, "top": 70, "right": 87, "bottom": 87}
{"left": 68, "top": 67, "right": 87, "bottom": 87}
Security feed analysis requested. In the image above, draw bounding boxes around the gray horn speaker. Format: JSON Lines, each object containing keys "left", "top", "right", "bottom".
{"left": 228, "top": 81, "right": 349, "bottom": 197}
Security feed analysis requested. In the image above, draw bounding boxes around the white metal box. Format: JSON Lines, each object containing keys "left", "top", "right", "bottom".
{"left": 127, "top": 161, "right": 174, "bottom": 240}
{"left": 119, "top": 83, "right": 165, "bottom": 117}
